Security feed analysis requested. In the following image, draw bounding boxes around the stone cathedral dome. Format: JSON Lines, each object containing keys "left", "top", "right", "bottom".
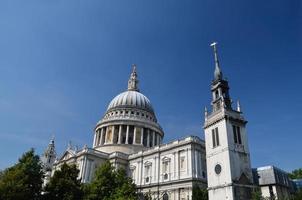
{"left": 93, "top": 65, "right": 164, "bottom": 154}
{"left": 107, "top": 90, "right": 154, "bottom": 114}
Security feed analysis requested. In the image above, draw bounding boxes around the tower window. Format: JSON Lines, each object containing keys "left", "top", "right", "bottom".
{"left": 215, "top": 90, "right": 219, "bottom": 99}
{"left": 233, "top": 125, "right": 242, "bottom": 145}
{"left": 212, "top": 127, "right": 220, "bottom": 148}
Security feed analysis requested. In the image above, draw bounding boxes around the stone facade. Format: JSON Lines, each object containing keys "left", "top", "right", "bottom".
{"left": 41, "top": 44, "right": 294, "bottom": 200}
{"left": 128, "top": 136, "right": 207, "bottom": 199}
{"left": 46, "top": 65, "right": 207, "bottom": 200}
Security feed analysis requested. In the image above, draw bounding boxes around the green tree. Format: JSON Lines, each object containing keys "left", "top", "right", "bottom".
{"left": 293, "top": 189, "right": 302, "bottom": 200}
{"left": 0, "top": 170, "right": 3, "bottom": 180}
{"left": 289, "top": 168, "right": 302, "bottom": 179}
{"left": 84, "top": 161, "right": 137, "bottom": 200}
{"left": 84, "top": 161, "right": 116, "bottom": 200}
{"left": 192, "top": 184, "right": 208, "bottom": 200}
{"left": 0, "top": 149, "right": 44, "bottom": 200}
{"left": 112, "top": 168, "right": 137, "bottom": 200}
{"left": 252, "top": 188, "right": 263, "bottom": 200}
{"left": 43, "top": 163, "right": 83, "bottom": 200}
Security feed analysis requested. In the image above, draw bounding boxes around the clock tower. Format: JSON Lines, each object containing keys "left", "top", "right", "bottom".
{"left": 204, "top": 43, "right": 254, "bottom": 200}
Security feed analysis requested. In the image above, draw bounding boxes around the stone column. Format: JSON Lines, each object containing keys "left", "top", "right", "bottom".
{"left": 118, "top": 125, "right": 122, "bottom": 144}
{"left": 147, "top": 129, "right": 150, "bottom": 147}
{"left": 152, "top": 131, "right": 155, "bottom": 147}
{"left": 98, "top": 130, "right": 102, "bottom": 146}
{"left": 157, "top": 134, "right": 160, "bottom": 146}
{"left": 140, "top": 128, "right": 144, "bottom": 145}
{"left": 100, "top": 128, "right": 104, "bottom": 145}
{"left": 82, "top": 156, "right": 87, "bottom": 183}
{"left": 125, "top": 125, "right": 129, "bottom": 144}
{"left": 104, "top": 127, "right": 109, "bottom": 144}
{"left": 93, "top": 131, "right": 97, "bottom": 147}
{"left": 133, "top": 126, "right": 137, "bottom": 144}
{"left": 112, "top": 126, "right": 115, "bottom": 144}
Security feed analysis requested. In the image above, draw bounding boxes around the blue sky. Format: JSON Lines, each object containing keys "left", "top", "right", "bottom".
{"left": 0, "top": 0, "right": 301, "bottom": 172}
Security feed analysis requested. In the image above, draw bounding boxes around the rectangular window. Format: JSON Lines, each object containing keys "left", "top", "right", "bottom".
{"left": 145, "top": 166, "right": 151, "bottom": 177}
{"left": 163, "top": 162, "right": 168, "bottom": 173}
{"left": 233, "top": 125, "right": 238, "bottom": 144}
{"left": 212, "top": 129, "right": 216, "bottom": 147}
{"left": 212, "top": 128, "right": 219, "bottom": 148}
{"left": 135, "top": 128, "right": 141, "bottom": 144}
{"left": 233, "top": 125, "right": 242, "bottom": 145}
{"left": 106, "top": 126, "right": 113, "bottom": 143}
{"left": 145, "top": 166, "right": 150, "bottom": 183}
{"left": 215, "top": 127, "right": 219, "bottom": 146}
{"left": 237, "top": 126, "right": 242, "bottom": 144}
{"left": 143, "top": 128, "right": 148, "bottom": 146}
{"left": 180, "top": 157, "right": 185, "bottom": 170}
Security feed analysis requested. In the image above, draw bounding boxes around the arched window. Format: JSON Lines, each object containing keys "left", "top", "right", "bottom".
{"left": 163, "top": 193, "right": 169, "bottom": 200}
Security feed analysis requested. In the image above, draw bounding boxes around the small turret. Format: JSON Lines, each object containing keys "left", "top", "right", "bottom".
{"left": 41, "top": 137, "right": 57, "bottom": 186}
{"left": 237, "top": 100, "right": 241, "bottom": 112}
{"left": 41, "top": 137, "right": 56, "bottom": 171}
{"left": 204, "top": 106, "right": 208, "bottom": 121}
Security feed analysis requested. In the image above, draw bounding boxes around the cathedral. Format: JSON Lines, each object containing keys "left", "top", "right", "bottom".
{"left": 42, "top": 44, "right": 291, "bottom": 200}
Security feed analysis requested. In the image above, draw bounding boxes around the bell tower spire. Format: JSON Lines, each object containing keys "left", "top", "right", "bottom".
{"left": 210, "top": 42, "right": 223, "bottom": 80}
{"left": 204, "top": 43, "right": 254, "bottom": 200}
{"left": 209, "top": 42, "right": 232, "bottom": 111}
{"left": 127, "top": 64, "right": 139, "bottom": 92}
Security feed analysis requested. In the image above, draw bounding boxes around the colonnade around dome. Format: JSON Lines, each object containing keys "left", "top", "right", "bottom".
{"left": 93, "top": 124, "right": 162, "bottom": 148}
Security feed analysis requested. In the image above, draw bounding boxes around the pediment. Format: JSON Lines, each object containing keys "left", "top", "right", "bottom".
{"left": 59, "top": 149, "right": 76, "bottom": 161}
{"left": 236, "top": 173, "right": 252, "bottom": 185}
{"left": 162, "top": 156, "right": 171, "bottom": 162}
{"left": 144, "top": 161, "right": 152, "bottom": 167}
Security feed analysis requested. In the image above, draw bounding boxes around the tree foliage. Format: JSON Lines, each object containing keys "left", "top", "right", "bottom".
{"left": 0, "top": 149, "right": 44, "bottom": 200}
{"left": 43, "top": 163, "right": 83, "bottom": 200}
{"left": 112, "top": 168, "right": 137, "bottom": 200}
{"left": 192, "top": 184, "right": 208, "bottom": 200}
{"left": 293, "top": 189, "right": 302, "bottom": 200}
{"left": 84, "top": 161, "right": 137, "bottom": 200}
{"left": 289, "top": 168, "right": 302, "bottom": 179}
{"left": 251, "top": 188, "right": 264, "bottom": 200}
